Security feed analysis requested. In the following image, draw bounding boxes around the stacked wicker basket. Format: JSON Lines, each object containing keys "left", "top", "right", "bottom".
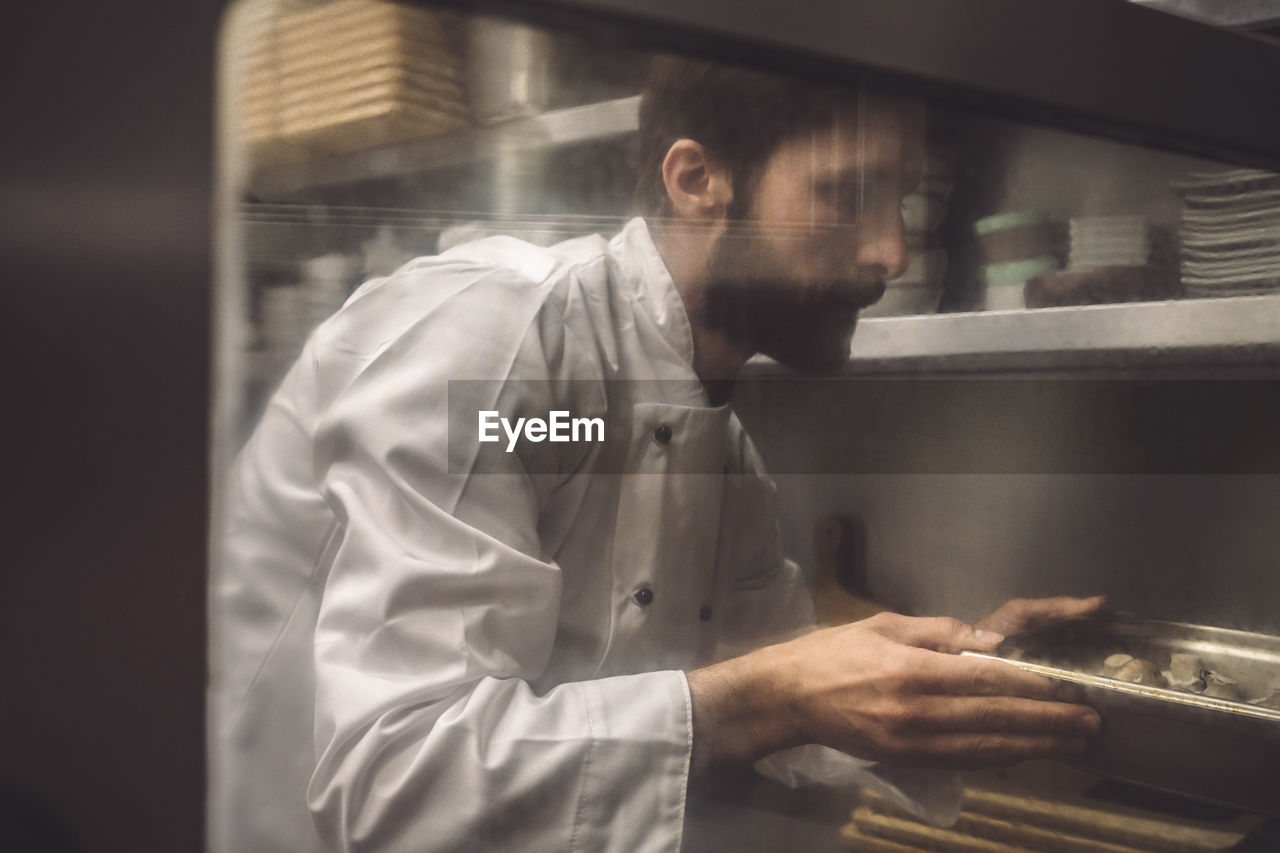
{"left": 235, "top": 0, "right": 470, "bottom": 160}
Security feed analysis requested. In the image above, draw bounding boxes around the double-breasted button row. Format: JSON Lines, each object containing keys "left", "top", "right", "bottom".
{"left": 630, "top": 586, "right": 713, "bottom": 622}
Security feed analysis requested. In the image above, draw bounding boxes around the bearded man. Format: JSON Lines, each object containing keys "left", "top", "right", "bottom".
{"left": 210, "top": 56, "right": 1102, "bottom": 853}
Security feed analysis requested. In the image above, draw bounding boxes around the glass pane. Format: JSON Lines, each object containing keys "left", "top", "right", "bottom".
{"left": 210, "top": 3, "right": 1280, "bottom": 851}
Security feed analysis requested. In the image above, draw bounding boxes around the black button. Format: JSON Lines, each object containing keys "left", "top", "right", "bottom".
{"left": 699, "top": 606, "right": 713, "bottom": 622}
{"left": 653, "top": 424, "right": 672, "bottom": 445}
{"left": 633, "top": 587, "right": 654, "bottom": 606}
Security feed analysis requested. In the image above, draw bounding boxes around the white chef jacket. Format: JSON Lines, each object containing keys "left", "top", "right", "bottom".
{"left": 209, "top": 218, "right": 957, "bottom": 853}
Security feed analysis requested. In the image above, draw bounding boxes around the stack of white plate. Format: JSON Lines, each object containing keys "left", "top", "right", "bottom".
{"left": 1068, "top": 215, "right": 1154, "bottom": 268}
{"left": 238, "top": 0, "right": 470, "bottom": 159}
{"left": 1173, "top": 169, "right": 1280, "bottom": 298}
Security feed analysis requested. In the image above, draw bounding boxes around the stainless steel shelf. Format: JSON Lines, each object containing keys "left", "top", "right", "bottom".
{"left": 1130, "top": 0, "right": 1280, "bottom": 28}
{"left": 250, "top": 96, "right": 641, "bottom": 196}
{"left": 745, "top": 295, "right": 1280, "bottom": 374}
{"left": 425, "top": 0, "right": 1280, "bottom": 172}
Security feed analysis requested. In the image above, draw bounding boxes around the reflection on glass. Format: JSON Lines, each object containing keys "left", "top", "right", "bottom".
{"left": 210, "top": 3, "right": 1280, "bottom": 852}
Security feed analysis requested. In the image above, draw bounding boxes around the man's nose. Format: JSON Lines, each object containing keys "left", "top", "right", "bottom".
{"left": 854, "top": 208, "right": 909, "bottom": 281}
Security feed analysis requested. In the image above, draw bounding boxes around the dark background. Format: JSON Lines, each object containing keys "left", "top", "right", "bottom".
{"left": 1, "top": 1, "right": 225, "bottom": 850}
{"left": 1, "top": 3, "right": 1277, "bottom": 852}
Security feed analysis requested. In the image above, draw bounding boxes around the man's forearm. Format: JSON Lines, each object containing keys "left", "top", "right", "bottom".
{"left": 684, "top": 612, "right": 1102, "bottom": 786}
{"left": 685, "top": 643, "right": 805, "bottom": 781}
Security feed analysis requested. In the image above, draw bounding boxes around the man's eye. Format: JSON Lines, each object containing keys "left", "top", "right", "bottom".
{"left": 817, "top": 183, "right": 862, "bottom": 218}
{"left": 816, "top": 182, "right": 846, "bottom": 201}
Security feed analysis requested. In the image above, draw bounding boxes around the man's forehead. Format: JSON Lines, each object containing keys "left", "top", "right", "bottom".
{"left": 804, "top": 98, "right": 927, "bottom": 175}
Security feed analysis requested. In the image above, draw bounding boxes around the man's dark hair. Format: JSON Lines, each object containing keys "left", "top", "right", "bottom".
{"left": 634, "top": 56, "right": 859, "bottom": 219}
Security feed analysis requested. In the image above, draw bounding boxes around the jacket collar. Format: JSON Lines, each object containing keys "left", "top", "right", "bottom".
{"left": 610, "top": 217, "right": 697, "bottom": 371}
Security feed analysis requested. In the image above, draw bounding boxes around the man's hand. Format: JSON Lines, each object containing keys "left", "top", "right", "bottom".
{"left": 975, "top": 595, "right": 1108, "bottom": 638}
{"left": 686, "top": 611, "right": 1100, "bottom": 780}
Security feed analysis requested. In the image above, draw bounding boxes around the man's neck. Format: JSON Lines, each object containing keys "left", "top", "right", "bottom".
{"left": 688, "top": 329, "right": 747, "bottom": 407}
{"left": 650, "top": 222, "right": 753, "bottom": 404}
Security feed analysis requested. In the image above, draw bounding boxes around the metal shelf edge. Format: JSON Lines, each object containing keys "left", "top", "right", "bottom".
{"left": 744, "top": 295, "right": 1280, "bottom": 374}
{"left": 250, "top": 95, "right": 641, "bottom": 195}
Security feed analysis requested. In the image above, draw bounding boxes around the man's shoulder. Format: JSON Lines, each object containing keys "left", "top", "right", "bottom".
{"left": 303, "top": 233, "right": 624, "bottom": 401}
{"left": 431, "top": 231, "right": 612, "bottom": 290}
{"left": 372, "top": 233, "right": 611, "bottom": 320}
{"left": 321, "top": 233, "right": 608, "bottom": 340}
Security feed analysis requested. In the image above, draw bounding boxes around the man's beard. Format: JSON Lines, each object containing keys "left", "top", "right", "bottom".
{"left": 702, "top": 227, "right": 884, "bottom": 375}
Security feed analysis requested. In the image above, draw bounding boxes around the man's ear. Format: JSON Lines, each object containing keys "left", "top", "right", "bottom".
{"left": 661, "top": 139, "right": 733, "bottom": 220}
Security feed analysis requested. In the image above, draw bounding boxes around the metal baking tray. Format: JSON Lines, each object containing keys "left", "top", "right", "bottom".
{"left": 962, "top": 613, "right": 1280, "bottom": 817}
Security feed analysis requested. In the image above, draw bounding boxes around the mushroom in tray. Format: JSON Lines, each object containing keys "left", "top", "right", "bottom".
{"left": 1164, "top": 652, "right": 1207, "bottom": 692}
{"left": 1104, "top": 653, "right": 1166, "bottom": 686}
{"left": 1254, "top": 688, "right": 1280, "bottom": 710}
{"left": 1103, "top": 653, "right": 1133, "bottom": 673}
{"left": 1201, "top": 670, "right": 1245, "bottom": 702}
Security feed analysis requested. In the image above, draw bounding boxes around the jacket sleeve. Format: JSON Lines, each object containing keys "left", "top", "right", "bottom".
{"left": 715, "top": 439, "right": 963, "bottom": 828}
{"left": 305, "top": 269, "right": 692, "bottom": 853}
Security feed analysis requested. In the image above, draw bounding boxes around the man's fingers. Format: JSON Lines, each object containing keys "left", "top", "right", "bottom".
{"left": 1018, "top": 595, "right": 1108, "bottom": 624}
{"left": 890, "top": 732, "right": 1092, "bottom": 769}
{"left": 976, "top": 595, "right": 1108, "bottom": 636}
{"left": 867, "top": 613, "right": 1004, "bottom": 654}
{"left": 910, "top": 652, "right": 1084, "bottom": 704}
{"left": 900, "top": 695, "right": 1100, "bottom": 736}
